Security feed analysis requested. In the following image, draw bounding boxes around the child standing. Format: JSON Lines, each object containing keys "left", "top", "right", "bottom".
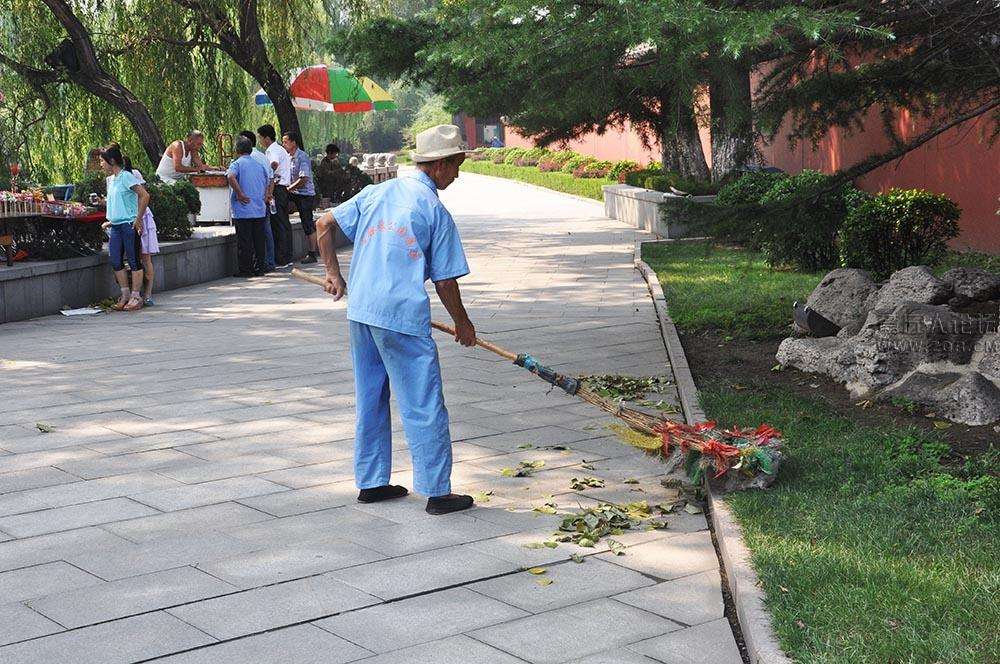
{"left": 101, "top": 145, "right": 148, "bottom": 312}
{"left": 129, "top": 169, "right": 160, "bottom": 306}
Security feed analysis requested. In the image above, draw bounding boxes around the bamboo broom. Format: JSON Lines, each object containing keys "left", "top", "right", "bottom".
{"left": 290, "top": 268, "right": 783, "bottom": 489}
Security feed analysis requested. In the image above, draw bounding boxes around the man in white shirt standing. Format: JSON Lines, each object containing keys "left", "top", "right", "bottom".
{"left": 258, "top": 124, "right": 293, "bottom": 269}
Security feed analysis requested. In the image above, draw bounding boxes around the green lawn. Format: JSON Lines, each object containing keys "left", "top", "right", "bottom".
{"left": 643, "top": 240, "right": 999, "bottom": 663}
{"left": 708, "top": 385, "right": 998, "bottom": 663}
{"left": 461, "top": 160, "right": 611, "bottom": 200}
{"left": 642, "top": 240, "right": 824, "bottom": 339}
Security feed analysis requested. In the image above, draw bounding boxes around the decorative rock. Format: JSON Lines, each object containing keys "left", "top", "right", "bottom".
{"left": 805, "top": 268, "right": 878, "bottom": 331}
{"left": 978, "top": 333, "right": 1000, "bottom": 381}
{"left": 849, "top": 303, "right": 981, "bottom": 394}
{"left": 776, "top": 337, "right": 853, "bottom": 383}
{"left": 935, "top": 373, "right": 1000, "bottom": 426}
{"left": 880, "top": 372, "right": 965, "bottom": 408}
{"left": 941, "top": 267, "right": 1000, "bottom": 302}
{"left": 864, "top": 266, "right": 952, "bottom": 312}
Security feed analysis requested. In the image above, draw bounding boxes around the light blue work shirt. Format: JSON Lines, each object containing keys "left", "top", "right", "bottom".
{"left": 289, "top": 148, "right": 315, "bottom": 196}
{"left": 106, "top": 169, "right": 140, "bottom": 224}
{"left": 227, "top": 154, "right": 270, "bottom": 219}
{"left": 249, "top": 148, "right": 271, "bottom": 175}
{"left": 333, "top": 170, "right": 470, "bottom": 337}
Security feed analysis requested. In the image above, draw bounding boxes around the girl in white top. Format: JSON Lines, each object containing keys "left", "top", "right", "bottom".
{"left": 130, "top": 169, "right": 160, "bottom": 306}
{"left": 156, "top": 131, "right": 208, "bottom": 183}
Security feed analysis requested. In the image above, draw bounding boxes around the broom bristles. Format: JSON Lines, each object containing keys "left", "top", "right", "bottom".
{"left": 575, "top": 384, "right": 662, "bottom": 436}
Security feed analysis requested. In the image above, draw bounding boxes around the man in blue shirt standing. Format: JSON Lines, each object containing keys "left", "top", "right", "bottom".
{"left": 227, "top": 136, "right": 273, "bottom": 277}
{"left": 239, "top": 130, "right": 276, "bottom": 272}
{"left": 282, "top": 131, "right": 318, "bottom": 264}
{"left": 315, "top": 124, "right": 476, "bottom": 515}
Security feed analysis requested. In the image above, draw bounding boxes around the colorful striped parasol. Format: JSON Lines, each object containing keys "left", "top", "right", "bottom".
{"left": 254, "top": 65, "right": 396, "bottom": 113}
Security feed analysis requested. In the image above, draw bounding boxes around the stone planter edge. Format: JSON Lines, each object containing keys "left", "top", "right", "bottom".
{"left": 635, "top": 237, "right": 793, "bottom": 664}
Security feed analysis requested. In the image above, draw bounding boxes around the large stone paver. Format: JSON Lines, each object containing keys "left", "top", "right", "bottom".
{"left": 469, "top": 597, "right": 682, "bottom": 663}
{"left": 0, "top": 611, "right": 213, "bottom": 664}
{"left": 314, "top": 587, "right": 528, "bottom": 653}
{"left": 0, "top": 173, "right": 727, "bottom": 662}
{"left": 154, "top": 624, "right": 371, "bottom": 664}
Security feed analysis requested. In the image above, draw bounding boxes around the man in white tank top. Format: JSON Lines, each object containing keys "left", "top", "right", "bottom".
{"left": 156, "top": 130, "right": 209, "bottom": 183}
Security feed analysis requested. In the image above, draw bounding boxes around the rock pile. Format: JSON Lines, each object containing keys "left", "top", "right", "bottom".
{"left": 778, "top": 266, "right": 1000, "bottom": 425}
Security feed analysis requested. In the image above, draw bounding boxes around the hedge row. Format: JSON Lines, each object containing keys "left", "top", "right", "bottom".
{"left": 704, "top": 169, "right": 960, "bottom": 276}
{"left": 460, "top": 160, "right": 611, "bottom": 200}
{"left": 470, "top": 147, "right": 645, "bottom": 182}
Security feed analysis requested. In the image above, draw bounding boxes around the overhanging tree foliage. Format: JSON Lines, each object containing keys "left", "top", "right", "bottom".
{"left": 342, "top": 0, "right": 869, "bottom": 180}
{"left": 757, "top": 0, "right": 1000, "bottom": 182}
{"left": 0, "top": 0, "right": 166, "bottom": 165}
{"left": 0, "top": 0, "right": 324, "bottom": 182}
{"left": 165, "top": 0, "right": 323, "bottom": 142}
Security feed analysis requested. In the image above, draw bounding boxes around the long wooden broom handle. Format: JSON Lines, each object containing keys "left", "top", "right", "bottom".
{"left": 291, "top": 268, "right": 519, "bottom": 362}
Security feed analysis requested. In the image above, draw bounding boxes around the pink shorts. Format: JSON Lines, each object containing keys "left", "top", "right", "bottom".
{"left": 139, "top": 210, "right": 159, "bottom": 254}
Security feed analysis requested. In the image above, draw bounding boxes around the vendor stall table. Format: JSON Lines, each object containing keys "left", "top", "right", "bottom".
{"left": 190, "top": 173, "right": 232, "bottom": 226}
{"left": 0, "top": 211, "right": 106, "bottom": 266}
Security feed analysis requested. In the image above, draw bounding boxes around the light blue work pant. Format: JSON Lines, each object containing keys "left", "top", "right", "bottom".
{"left": 350, "top": 320, "right": 453, "bottom": 497}
{"left": 262, "top": 214, "right": 275, "bottom": 269}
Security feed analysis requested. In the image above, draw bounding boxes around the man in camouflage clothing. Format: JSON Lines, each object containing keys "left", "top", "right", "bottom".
{"left": 315, "top": 143, "right": 350, "bottom": 206}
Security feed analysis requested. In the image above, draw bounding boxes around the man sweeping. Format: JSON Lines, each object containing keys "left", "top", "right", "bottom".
{"left": 314, "top": 124, "right": 476, "bottom": 515}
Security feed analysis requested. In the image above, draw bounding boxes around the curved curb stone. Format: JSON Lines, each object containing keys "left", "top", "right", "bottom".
{"left": 635, "top": 240, "right": 793, "bottom": 664}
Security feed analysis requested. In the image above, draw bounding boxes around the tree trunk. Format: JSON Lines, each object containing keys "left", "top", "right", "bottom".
{"left": 41, "top": 0, "right": 165, "bottom": 164}
{"left": 257, "top": 62, "right": 301, "bottom": 143}
{"left": 659, "top": 97, "right": 711, "bottom": 181}
{"left": 708, "top": 58, "right": 752, "bottom": 181}
{"left": 70, "top": 69, "right": 165, "bottom": 165}
{"left": 192, "top": 0, "right": 302, "bottom": 143}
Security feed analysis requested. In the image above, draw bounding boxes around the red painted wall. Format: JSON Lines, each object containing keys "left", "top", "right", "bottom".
{"left": 760, "top": 111, "right": 999, "bottom": 252}
{"left": 498, "top": 108, "right": 998, "bottom": 253}
{"left": 505, "top": 121, "right": 665, "bottom": 165}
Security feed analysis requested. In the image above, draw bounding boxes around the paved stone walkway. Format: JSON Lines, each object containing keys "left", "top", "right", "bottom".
{"left": 0, "top": 172, "right": 740, "bottom": 663}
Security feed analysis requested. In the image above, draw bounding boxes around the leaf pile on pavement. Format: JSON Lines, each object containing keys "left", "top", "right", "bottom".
{"left": 581, "top": 374, "right": 673, "bottom": 402}
{"left": 552, "top": 501, "right": 667, "bottom": 549}
{"left": 501, "top": 460, "right": 545, "bottom": 477}
{"left": 570, "top": 476, "right": 605, "bottom": 490}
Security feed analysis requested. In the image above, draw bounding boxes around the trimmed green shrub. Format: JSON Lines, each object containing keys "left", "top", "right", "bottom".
{"left": 503, "top": 147, "right": 528, "bottom": 165}
{"left": 609, "top": 160, "right": 640, "bottom": 181}
{"left": 711, "top": 171, "right": 788, "bottom": 248}
{"left": 147, "top": 179, "right": 199, "bottom": 241}
{"left": 624, "top": 168, "right": 658, "bottom": 187}
{"left": 670, "top": 176, "right": 721, "bottom": 196}
{"left": 644, "top": 174, "right": 673, "bottom": 192}
{"left": 73, "top": 170, "right": 107, "bottom": 203}
{"left": 715, "top": 171, "right": 787, "bottom": 208}
{"left": 574, "top": 160, "right": 613, "bottom": 178}
{"left": 537, "top": 150, "right": 577, "bottom": 172}
{"left": 515, "top": 147, "right": 550, "bottom": 166}
{"left": 757, "top": 169, "right": 866, "bottom": 271}
{"left": 839, "top": 189, "right": 961, "bottom": 279}
{"left": 561, "top": 154, "right": 596, "bottom": 174}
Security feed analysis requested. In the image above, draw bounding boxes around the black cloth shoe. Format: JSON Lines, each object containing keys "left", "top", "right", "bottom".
{"left": 300, "top": 252, "right": 318, "bottom": 264}
{"left": 425, "top": 494, "right": 474, "bottom": 515}
{"left": 357, "top": 485, "right": 409, "bottom": 503}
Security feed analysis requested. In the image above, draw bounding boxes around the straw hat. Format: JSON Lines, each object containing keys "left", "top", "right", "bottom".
{"left": 410, "top": 124, "right": 471, "bottom": 163}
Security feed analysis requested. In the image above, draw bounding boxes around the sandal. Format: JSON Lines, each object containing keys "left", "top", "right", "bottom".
{"left": 112, "top": 297, "right": 128, "bottom": 311}
{"left": 124, "top": 296, "right": 144, "bottom": 312}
